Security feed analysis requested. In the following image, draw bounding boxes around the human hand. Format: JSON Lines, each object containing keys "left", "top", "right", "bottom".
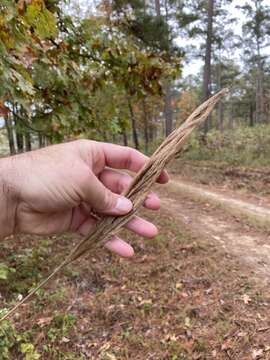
{"left": 0, "top": 140, "right": 169, "bottom": 257}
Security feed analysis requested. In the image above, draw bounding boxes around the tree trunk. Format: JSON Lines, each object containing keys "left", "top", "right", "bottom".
{"left": 142, "top": 100, "right": 149, "bottom": 153}
{"left": 4, "top": 115, "right": 16, "bottom": 155}
{"left": 217, "top": 101, "right": 224, "bottom": 131}
{"left": 148, "top": 114, "right": 155, "bottom": 142}
{"left": 255, "top": 63, "right": 264, "bottom": 123}
{"left": 128, "top": 99, "right": 139, "bottom": 149}
{"left": 254, "top": 0, "right": 265, "bottom": 124}
{"left": 164, "top": 81, "right": 173, "bottom": 136}
{"left": 249, "top": 102, "right": 254, "bottom": 127}
{"left": 122, "top": 129, "right": 128, "bottom": 146}
{"left": 163, "top": 0, "right": 174, "bottom": 136}
{"left": 38, "top": 134, "right": 45, "bottom": 148}
{"left": 216, "top": 59, "right": 223, "bottom": 130}
{"left": 155, "top": 0, "right": 161, "bottom": 16}
{"left": 14, "top": 117, "right": 24, "bottom": 153}
{"left": 154, "top": 0, "right": 173, "bottom": 137}
{"left": 202, "top": 0, "right": 214, "bottom": 133}
{"left": 25, "top": 132, "right": 32, "bottom": 152}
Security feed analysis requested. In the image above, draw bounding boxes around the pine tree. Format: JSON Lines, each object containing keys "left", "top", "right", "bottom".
{"left": 239, "top": 0, "right": 270, "bottom": 124}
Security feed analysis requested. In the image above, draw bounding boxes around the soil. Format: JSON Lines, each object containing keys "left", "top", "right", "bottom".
{"left": 170, "top": 160, "right": 270, "bottom": 197}
{"left": 162, "top": 181, "right": 270, "bottom": 285}
{"left": 2, "top": 161, "right": 270, "bottom": 359}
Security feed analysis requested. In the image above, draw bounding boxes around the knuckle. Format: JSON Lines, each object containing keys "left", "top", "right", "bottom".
{"left": 118, "top": 174, "right": 131, "bottom": 193}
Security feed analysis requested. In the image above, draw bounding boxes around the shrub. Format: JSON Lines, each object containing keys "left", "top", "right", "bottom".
{"left": 182, "top": 125, "right": 270, "bottom": 166}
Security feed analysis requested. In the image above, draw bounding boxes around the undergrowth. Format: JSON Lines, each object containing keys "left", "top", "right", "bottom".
{"left": 181, "top": 125, "right": 270, "bottom": 166}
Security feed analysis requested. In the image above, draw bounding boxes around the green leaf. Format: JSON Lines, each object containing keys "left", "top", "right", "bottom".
{"left": 25, "top": 4, "right": 58, "bottom": 39}
{"left": 20, "top": 343, "right": 40, "bottom": 360}
{"left": 0, "top": 263, "right": 15, "bottom": 281}
{"left": 10, "top": 69, "right": 35, "bottom": 95}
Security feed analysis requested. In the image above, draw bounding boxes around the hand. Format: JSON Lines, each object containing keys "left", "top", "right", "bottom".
{"left": 0, "top": 140, "right": 169, "bottom": 257}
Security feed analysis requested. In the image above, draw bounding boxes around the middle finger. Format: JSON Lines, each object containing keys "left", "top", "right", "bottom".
{"left": 99, "top": 168, "right": 161, "bottom": 210}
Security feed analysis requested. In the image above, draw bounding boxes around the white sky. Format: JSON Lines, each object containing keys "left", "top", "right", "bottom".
{"left": 182, "top": 0, "right": 246, "bottom": 76}
{"left": 182, "top": 0, "right": 270, "bottom": 76}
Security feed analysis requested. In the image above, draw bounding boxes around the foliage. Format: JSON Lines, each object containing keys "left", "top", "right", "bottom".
{"left": 0, "top": 312, "right": 40, "bottom": 360}
{"left": 0, "top": 262, "right": 15, "bottom": 280}
{"left": 175, "top": 90, "right": 198, "bottom": 126}
{"left": 0, "top": 317, "right": 19, "bottom": 359}
{"left": 46, "top": 313, "right": 76, "bottom": 342}
{"left": 0, "top": 236, "right": 80, "bottom": 359}
{"left": 240, "top": 0, "right": 270, "bottom": 64}
{"left": 0, "top": 239, "right": 51, "bottom": 296}
{"left": 0, "top": 0, "right": 181, "bottom": 146}
{"left": 0, "top": 311, "right": 77, "bottom": 359}
{"left": 173, "top": 0, "right": 234, "bottom": 54}
{"left": 111, "top": 0, "right": 173, "bottom": 53}
{"left": 183, "top": 125, "right": 270, "bottom": 166}
{"left": 20, "top": 342, "right": 41, "bottom": 360}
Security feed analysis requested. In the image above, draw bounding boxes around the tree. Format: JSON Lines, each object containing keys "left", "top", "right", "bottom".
{"left": 174, "top": 0, "right": 234, "bottom": 131}
{"left": 161, "top": 0, "right": 174, "bottom": 136}
{"left": 240, "top": 0, "right": 270, "bottom": 124}
{"left": 202, "top": 0, "right": 214, "bottom": 132}
{"left": 0, "top": 0, "right": 180, "bottom": 154}
{"left": 111, "top": 0, "right": 181, "bottom": 138}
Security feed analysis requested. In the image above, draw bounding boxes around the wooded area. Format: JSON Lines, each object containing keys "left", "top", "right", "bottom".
{"left": 1, "top": 0, "right": 270, "bottom": 160}
{"left": 2, "top": 1, "right": 270, "bottom": 360}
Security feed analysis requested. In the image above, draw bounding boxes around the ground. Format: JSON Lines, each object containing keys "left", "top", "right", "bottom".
{"left": 1, "top": 160, "right": 270, "bottom": 359}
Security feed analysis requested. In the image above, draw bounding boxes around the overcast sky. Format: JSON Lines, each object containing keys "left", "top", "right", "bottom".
{"left": 64, "top": 0, "right": 262, "bottom": 77}
{"left": 181, "top": 0, "right": 249, "bottom": 76}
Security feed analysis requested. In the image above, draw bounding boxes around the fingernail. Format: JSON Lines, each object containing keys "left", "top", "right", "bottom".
{"left": 115, "top": 196, "right": 133, "bottom": 213}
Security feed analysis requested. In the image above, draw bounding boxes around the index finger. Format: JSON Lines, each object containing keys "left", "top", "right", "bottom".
{"left": 98, "top": 142, "right": 169, "bottom": 184}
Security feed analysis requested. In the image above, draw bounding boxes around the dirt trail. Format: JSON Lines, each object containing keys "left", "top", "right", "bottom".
{"left": 170, "top": 179, "right": 270, "bottom": 229}
{"left": 161, "top": 179, "right": 270, "bottom": 285}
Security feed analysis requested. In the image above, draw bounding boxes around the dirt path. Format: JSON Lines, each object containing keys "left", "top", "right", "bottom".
{"left": 170, "top": 179, "right": 270, "bottom": 228}
{"left": 162, "top": 179, "right": 270, "bottom": 286}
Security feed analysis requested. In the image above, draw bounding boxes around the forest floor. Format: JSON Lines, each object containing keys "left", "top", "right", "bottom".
{"left": 2, "top": 160, "right": 270, "bottom": 359}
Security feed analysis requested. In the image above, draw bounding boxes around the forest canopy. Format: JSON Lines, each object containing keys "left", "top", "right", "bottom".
{"left": 0, "top": 0, "right": 180, "bottom": 152}
{"left": 1, "top": 0, "right": 270, "bottom": 164}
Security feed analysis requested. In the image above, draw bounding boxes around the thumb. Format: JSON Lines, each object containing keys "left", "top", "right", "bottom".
{"left": 80, "top": 172, "right": 133, "bottom": 215}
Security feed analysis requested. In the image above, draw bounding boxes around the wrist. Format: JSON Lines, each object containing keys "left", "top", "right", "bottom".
{"left": 0, "top": 157, "right": 19, "bottom": 239}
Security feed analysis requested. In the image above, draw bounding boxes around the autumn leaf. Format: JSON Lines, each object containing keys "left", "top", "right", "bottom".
{"left": 0, "top": 102, "right": 9, "bottom": 116}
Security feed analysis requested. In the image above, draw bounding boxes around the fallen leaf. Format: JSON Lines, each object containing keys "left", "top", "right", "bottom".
{"left": 0, "top": 102, "right": 9, "bottom": 116}
{"left": 175, "top": 282, "right": 183, "bottom": 290}
{"left": 61, "top": 337, "right": 70, "bottom": 343}
{"left": 242, "top": 294, "right": 251, "bottom": 304}
{"left": 184, "top": 317, "right": 191, "bottom": 328}
{"left": 139, "top": 299, "right": 152, "bottom": 306}
{"left": 252, "top": 349, "right": 263, "bottom": 359}
{"left": 104, "top": 353, "right": 117, "bottom": 360}
{"left": 37, "top": 316, "right": 53, "bottom": 327}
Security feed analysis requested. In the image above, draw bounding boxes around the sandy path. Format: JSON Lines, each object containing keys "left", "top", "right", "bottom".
{"left": 162, "top": 180, "right": 270, "bottom": 285}
{"left": 169, "top": 179, "right": 270, "bottom": 229}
